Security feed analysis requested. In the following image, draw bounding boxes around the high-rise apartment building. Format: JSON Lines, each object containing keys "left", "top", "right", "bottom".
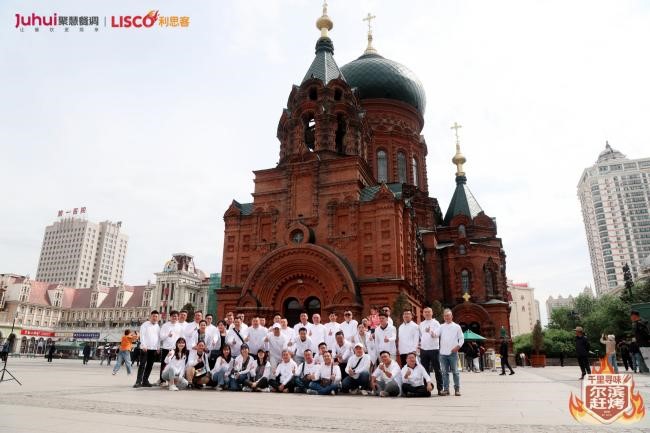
{"left": 508, "top": 281, "right": 540, "bottom": 336}
{"left": 578, "top": 143, "right": 650, "bottom": 295}
{"left": 35, "top": 210, "right": 128, "bottom": 289}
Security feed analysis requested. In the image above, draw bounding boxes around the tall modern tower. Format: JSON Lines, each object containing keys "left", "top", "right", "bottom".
{"left": 35, "top": 210, "right": 129, "bottom": 289}
{"left": 578, "top": 143, "right": 650, "bottom": 295}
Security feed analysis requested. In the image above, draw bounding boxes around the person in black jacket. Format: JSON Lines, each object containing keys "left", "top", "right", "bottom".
{"left": 575, "top": 326, "right": 591, "bottom": 379}
{"left": 631, "top": 310, "right": 650, "bottom": 373}
{"left": 499, "top": 338, "right": 514, "bottom": 375}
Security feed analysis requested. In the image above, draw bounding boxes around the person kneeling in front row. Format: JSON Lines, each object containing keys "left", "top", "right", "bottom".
{"left": 307, "top": 351, "right": 341, "bottom": 395}
{"left": 244, "top": 349, "right": 271, "bottom": 392}
{"left": 229, "top": 344, "right": 257, "bottom": 391}
{"left": 371, "top": 351, "right": 401, "bottom": 397}
{"left": 161, "top": 337, "right": 189, "bottom": 391}
{"left": 294, "top": 349, "right": 319, "bottom": 393}
{"left": 341, "top": 343, "right": 371, "bottom": 395}
{"left": 401, "top": 352, "right": 433, "bottom": 397}
{"left": 269, "top": 349, "right": 297, "bottom": 393}
{"left": 186, "top": 341, "right": 211, "bottom": 388}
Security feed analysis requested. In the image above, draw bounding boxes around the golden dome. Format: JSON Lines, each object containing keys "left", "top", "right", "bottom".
{"left": 316, "top": 1, "right": 333, "bottom": 37}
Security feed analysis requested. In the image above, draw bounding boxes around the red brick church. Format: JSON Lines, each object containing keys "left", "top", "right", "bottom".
{"left": 217, "top": 6, "right": 511, "bottom": 346}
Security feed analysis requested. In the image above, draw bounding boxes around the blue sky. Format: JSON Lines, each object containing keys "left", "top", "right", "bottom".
{"left": 1, "top": 0, "right": 649, "bottom": 323}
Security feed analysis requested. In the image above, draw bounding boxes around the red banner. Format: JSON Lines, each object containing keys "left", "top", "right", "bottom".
{"left": 20, "top": 329, "right": 55, "bottom": 337}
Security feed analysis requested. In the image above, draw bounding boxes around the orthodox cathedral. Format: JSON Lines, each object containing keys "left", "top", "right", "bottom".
{"left": 217, "top": 5, "right": 511, "bottom": 347}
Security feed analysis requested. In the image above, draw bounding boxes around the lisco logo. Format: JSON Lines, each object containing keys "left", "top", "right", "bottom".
{"left": 111, "top": 10, "right": 159, "bottom": 28}
{"left": 569, "top": 357, "right": 645, "bottom": 424}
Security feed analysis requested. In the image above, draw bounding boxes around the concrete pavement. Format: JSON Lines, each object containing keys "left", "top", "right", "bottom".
{"left": 1, "top": 359, "right": 649, "bottom": 432}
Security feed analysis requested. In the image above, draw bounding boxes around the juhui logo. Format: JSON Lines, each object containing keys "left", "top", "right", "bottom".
{"left": 111, "top": 10, "right": 159, "bottom": 28}
{"left": 15, "top": 13, "right": 58, "bottom": 28}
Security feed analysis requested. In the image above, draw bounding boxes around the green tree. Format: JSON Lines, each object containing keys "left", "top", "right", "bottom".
{"left": 181, "top": 302, "right": 195, "bottom": 319}
{"left": 548, "top": 306, "right": 579, "bottom": 331}
{"left": 513, "top": 332, "right": 532, "bottom": 355}
{"left": 581, "top": 294, "right": 630, "bottom": 347}
{"left": 543, "top": 328, "right": 575, "bottom": 357}
{"left": 532, "top": 320, "right": 544, "bottom": 354}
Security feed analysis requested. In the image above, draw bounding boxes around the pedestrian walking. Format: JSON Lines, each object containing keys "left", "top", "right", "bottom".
{"left": 575, "top": 327, "right": 591, "bottom": 380}
{"left": 499, "top": 338, "right": 514, "bottom": 375}
{"left": 47, "top": 343, "right": 56, "bottom": 362}
{"left": 631, "top": 310, "right": 650, "bottom": 373}
{"left": 82, "top": 344, "right": 91, "bottom": 365}
{"left": 600, "top": 334, "right": 618, "bottom": 373}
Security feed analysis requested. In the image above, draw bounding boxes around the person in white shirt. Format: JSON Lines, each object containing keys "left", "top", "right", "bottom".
{"left": 351, "top": 323, "right": 376, "bottom": 366}
{"left": 186, "top": 320, "right": 209, "bottom": 355}
{"left": 266, "top": 324, "right": 288, "bottom": 368}
{"left": 178, "top": 310, "right": 188, "bottom": 329}
{"left": 229, "top": 344, "right": 257, "bottom": 391}
{"left": 236, "top": 313, "right": 249, "bottom": 331}
{"left": 310, "top": 314, "right": 327, "bottom": 346}
{"left": 161, "top": 337, "right": 190, "bottom": 391}
{"left": 341, "top": 343, "right": 371, "bottom": 394}
{"left": 340, "top": 310, "right": 359, "bottom": 341}
{"left": 294, "top": 348, "right": 320, "bottom": 393}
{"left": 401, "top": 352, "right": 433, "bottom": 397}
{"left": 211, "top": 344, "right": 234, "bottom": 390}
{"left": 372, "top": 313, "right": 396, "bottom": 361}
{"left": 313, "top": 342, "right": 329, "bottom": 365}
{"left": 419, "top": 307, "right": 443, "bottom": 395}
{"left": 438, "top": 308, "right": 464, "bottom": 396}
{"left": 245, "top": 317, "right": 267, "bottom": 356}
{"left": 227, "top": 316, "right": 248, "bottom": 357}
{"left": 205, "top": 314, "right": 218, "bottom": 340}
{"left": 332, "top": 331, "right": 353, "bottom": 378}
{"left": 307, "top": 350, "right": 341, "bottom": 395}
{"left": 245, "top": 349, "right": 271, "bottom": 392}
{"left": 269, "top": 350, "right": 297, "bottom": 392}
{"left": 382, "top": 306, "right": 394, "bottom": 327}
{"left": 371, "top": 351, "right": 402, "bottom": 397}
{"left": 225, "top": 311, "right": 235, "bottom": 330}
{"left": 134, "top": 310, "right": 160, "bottom": 388}
{"left": 398, "top": 310, "right": 420, "bottom": 366}
{"left": 280, "top": 318, "right": 295, "bottom": 342}
{"left": 324, "top": 312, "right": 341, "bottom": 349}
{"left": 186, "top": 341, "right": 211, "bottom": 388}
{"left": 290, "top": 327, "right": 315, "bottom": 365}
{"left": 159, "top": 310, "right": 183, "bottom": 385}
{"left": 293, "top": 313, "right": 312, "bottom": 335}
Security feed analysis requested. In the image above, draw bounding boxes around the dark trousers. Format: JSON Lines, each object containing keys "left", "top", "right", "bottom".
{"left": 402, "top": 383, "right": 431, "bottom": 397}
{"left": 47, "top": 352, "right": 53, "bottom": 362}
{"left": 83, "top": 354, "right": 90, "bottom": 364}
{"left": 341, "top": 372, "right": 370, "bottom": 392}
{"left": 399, "top": 354, "right": 408, "bottom": 367}
{"left": 622, "top": 353, "right": 633, "bottom": 371}
{"left": 419, "top": 349, "right": 443, "bottom": 391}
{"left": 338, "top": 362, "right": 348, "bottom": 380}
{"left": 269, "top": 376, "right": 296, "bottom": 392}
{"left": 246, "top": 376, "right": 269, "bottom": 390}
{"left": 578, "top": 356, "right": 591, "bottom": 377}
{"left": 159, "top": 349, "right": 170, "bottom": 381}
{"left": 294, "top": 376, "right": 312, "bottom": 393}
{"left": 501, "top": 356, "right": 514, "bottom": 374}
{"left": 136, "top": 349, "right": 157, "bottom": 385}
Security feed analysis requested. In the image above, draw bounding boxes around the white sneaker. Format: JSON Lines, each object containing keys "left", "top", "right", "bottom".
{"left": 169, "top": 384, "right": 179, "bottom": 391}
{"left": 379, "top": 391, "right": 388, "bottom": 397}
{"left": 349, "top": 388, "right": 358, "bottom": 395}
{"left": 261, "top": 387, "right": 271, "bottom": 392}
{"left": 242, "top": 386, "right": 252, "bottom": 392}
{"left": 360, "top": 390, "right": 369, "bottom": 396}
{"left": 306, "top": 389, "right": 318, "bottom": 395}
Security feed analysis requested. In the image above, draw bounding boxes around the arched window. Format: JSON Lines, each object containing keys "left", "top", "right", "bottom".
{"left": 411, "top": 157, "right": 419, "bottom": 187}
{"left": 461, "top": 270, "right": 470, "bottom": 294}
{"left": 304, "top": 114, "right": 315, "bottom": 151}
{"left": 305, "top": 297, "right": 321, "bottom": 318}
{"left": 283, "top": 298, "right": 302, "bottom": 326}
{"left": 377, "top": 150, "right": 388, "bottom": 183}
{"left": 397, "top": 152, "right": 407, "bottom": 183}
{"left": 458, "top": 224, "right": 466, "bottom": 238}
{"left": 485, "top": 269, "right": 494, "bottom": 297}
{"left": 459, "top": 245, "right": 466, "bottom": 255}
{"left": 335, "top": 114, "right": 346, "bottom": 154}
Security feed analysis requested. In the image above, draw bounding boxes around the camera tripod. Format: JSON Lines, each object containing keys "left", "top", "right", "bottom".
{"left": 0, "top": 313, "right": 22, "bottom": 385}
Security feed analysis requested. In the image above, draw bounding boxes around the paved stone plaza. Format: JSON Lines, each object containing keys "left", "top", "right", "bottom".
{"left": 1, "top": 359, "right": 649, "bottom": 432}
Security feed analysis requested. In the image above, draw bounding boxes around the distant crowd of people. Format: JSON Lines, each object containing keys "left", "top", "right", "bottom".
{"left": 111, "top": 307, "right": 470, "bottom": 397}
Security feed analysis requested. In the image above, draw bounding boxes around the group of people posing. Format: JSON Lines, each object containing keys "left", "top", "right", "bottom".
{"left": 117, "top": 306, "right": 466, "bottom": 397}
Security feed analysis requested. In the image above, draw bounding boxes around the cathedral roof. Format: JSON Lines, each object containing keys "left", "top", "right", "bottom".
{"left": 340, "top": 53, "right": 426, "bottom": 115}
{"left": 301, "top": 37, "right": 345, "bottom": 85}
{"left": 443, "top": 175, "right": 484, "bottom": 225}
{"left": 359, "top": 183, "right": 403, "bottom": 201}
{"left": 232, "top": 200, "right": 254, "bottom": 216}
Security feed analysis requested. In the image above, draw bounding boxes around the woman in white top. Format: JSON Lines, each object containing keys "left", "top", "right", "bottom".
{"left": 351, "top": 323, "right": 376, "bottom": 367}
{"left": 229, "top": 344, "right": 257, "bottom": 391}
{"left": 211, "top": 344, "right": 234, "bottom": 390}
{"left": 245, "top": 349, "right": 271, "bottom": 392}
{"left": 161, "top": 338, "right": 189, "bottom": 391}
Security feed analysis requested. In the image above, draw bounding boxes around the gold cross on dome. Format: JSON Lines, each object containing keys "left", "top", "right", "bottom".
{"left": 451, "top": 122, "right": 462, "bottom": 145}
{"left": 462, "top": 292, "right": 471, "bottom": 303}
{"left": 363, "top": 12, "right": 376, "bottom": 34}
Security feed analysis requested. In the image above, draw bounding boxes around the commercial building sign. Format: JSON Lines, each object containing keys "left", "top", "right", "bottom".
{"left": 73, "top": 332, "right": 100, "bottom": 340}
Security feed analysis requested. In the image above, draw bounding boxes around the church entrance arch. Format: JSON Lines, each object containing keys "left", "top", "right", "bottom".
{"left": 240, "top": 244, "right": 361, "bottom": 319}
{"left": 284, "top": 298, "right": 302, "bottom": 325}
